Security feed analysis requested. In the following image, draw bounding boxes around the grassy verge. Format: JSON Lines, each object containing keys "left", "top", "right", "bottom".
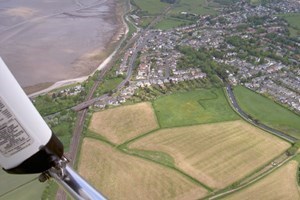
{"left": 233, "top": 86, "right": 300, "bottom": 139}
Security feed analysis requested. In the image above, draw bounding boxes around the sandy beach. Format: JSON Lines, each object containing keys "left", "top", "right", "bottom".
{"left": 0, "top": 0, "right": 126, "bottom": 94}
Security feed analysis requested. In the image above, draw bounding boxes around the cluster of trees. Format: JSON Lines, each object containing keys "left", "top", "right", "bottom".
{"left": 176, "top": 46, "right": 233, "bottom": 85}
{"left": 266, "top": 33, "right": 298, "bottom": 48}
{"left": 247, "top": 16, "right": 268, "bottom": 26}
{"left": 132, "top": 79, "right": 211, "bottom": 102}
{"left": 225, "top": 35, "right": 291, "bottom": 65}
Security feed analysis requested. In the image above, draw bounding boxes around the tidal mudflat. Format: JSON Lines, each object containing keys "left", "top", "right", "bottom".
{"left": 0, "top": 0, "right": 123, "bottom": 91}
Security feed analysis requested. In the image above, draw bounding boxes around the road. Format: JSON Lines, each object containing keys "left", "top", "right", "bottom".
{"left": 56, "top": 52, "right": 113, "bottom": 200}
{"left": 208, "top": 154, "right": 295, "bottom": 200}
{"left": 117, "top": 31, "right": 154, "bottom": 89}
{"left": 57, "top": 3, "right": 172, "bottom": 199}
{"left": 73, "top": 30, "right": 155, "bottom": 111}
{"left": 226, "top": 85, "right": 297, "bottom": 143}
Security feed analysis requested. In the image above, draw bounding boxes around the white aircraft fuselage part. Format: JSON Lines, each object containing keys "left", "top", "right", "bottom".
{"left": 0, "top": 57, "right": 62, "bottom": 172}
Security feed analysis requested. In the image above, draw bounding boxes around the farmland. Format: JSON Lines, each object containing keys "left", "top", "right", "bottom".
{"left": 280, "top": 13, "right": 300, "bottom": 37}
{"left": 78, "top": 138, "right": 208, "bottom": 200}
{"left": 132, "top": 0, "right": 169, "bottom": 15}
{"left": 0, "top": 170, "right": 45, "bottom": 200}
{"left": 153, "top": 88, "right": 239, "bottom": 128}
{"left": 133, "top": 0, "right": 220, "bottom": 30}
{"left": 129, "top": 120, "right": 290, "bottom": 189}
{"left": 0, "top": 179, "right": 45, "bottom": 200}
{"left": 169, "top": 0, "right": 218, "bottom": 16}
{"left": 233, "top": 86, "right": 300, "bottom": 138}
{"left": 80, "top": 88, "right": 295, "bottom": 198}
{"left": 89, "top": 102, "right": 159, "bottom": 144}
{"left": 225, "top": 161, "right": 300, "bottom": 200}
{"left": 155, "top": 17, "right": 187, "bottom": 30}
{"left": 280, "top": 13, "right": 300, "bottom": 29}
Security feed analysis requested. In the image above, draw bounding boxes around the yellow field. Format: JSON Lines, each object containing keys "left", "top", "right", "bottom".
{"left": 129, "top": 120, "right": 290, "bottom": 189}
{"left": 225, "top": 161, "right": 300, "bottom": 200}
{"left": 78, "top": 138, "right": 208, "bottom": 200}
{"left": 89, "top": 102, "right": 159, "bottom": 144}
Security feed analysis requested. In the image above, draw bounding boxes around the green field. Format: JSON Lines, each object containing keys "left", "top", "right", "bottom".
{"left": 250, "top": 0, "right": 260, "bottom": 5}
{"left": 278, "top": 13, "right": 300, "bottom": 37}
{"left": 155, "top": 17, "right": 188, "bottom": 30}
{"left": 170, "top": 0, "right": 218, "bottom": 15}
{"left": 0, "top": 170, "right": 45, "bottom": 199}
{"left": 132, "top": 0, "right": 169, "bottom": 15}
{"left": 0, "top": 180, "right": 45, "bottom": 200}
{"left": 139, "top": 16, "right": 155, "bottom": 28}
{"left": 94, "top": 77, "right": 123, "bottom": 97}
{"left": 233, "top": 86, "right": 300, "bottom": 138}
{"left": 153, "top": 88, "right": 239, "bottom": 128}
{"left": 157, "top": 0, "right": 219, "bottom": 30}
{"left": 281, "top": 13, "right": 300, "bottom": 29}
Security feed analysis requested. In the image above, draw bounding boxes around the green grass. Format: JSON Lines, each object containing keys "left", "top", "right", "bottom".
{"left": 153, "top": 88, "right": 239, "bottom": 128}
{"left": 154, "top": 0, "right": 219, "bottom": 30}
{"left": 281, "top": 13, "right": 300, "bottom": 29}
{"left": 170, "top": 0, "right": 218, "bottom": 15}
{"left": 41, "top": 180, "right": 59, "bottom": 200}
{"left": 121, "top": 147, "right": 175, "bottom": 168}
{"left": 139, "top": 16, "right": 155, "bottom": 28}
{"left": 127, "top": 18, "right": 137, "bottom": 38}
{"left": 233, "top": 86, "right": 300, "bottom": 138}
{"left": 52, "top": 121, "right": 73, "bottom": 151}
{"left": 293, "top": 154, "right": 300, "bottom": 163}
{"left": 155, "top": 17, "right": 188, "bottom": 30}
{"left": 278, "top": 13, "right": 300, "bottom": 37}
{"left": 34, "top": 95, "right": 78, "bottom": 116}
{"left": 94, "top": 77, "right": 123, "bottom": 97}
{"left": 0, "top": 170, "right": 45, "bottom": 200}
{"left": 0, "top": 180, "right": 45, "bottom": 200}
{"left": 288, "top": 27, "right": 300, "bottom": 37}
{"left": 132, "top": 0, "right": 169, "bottom": 15}
{"left": 0, "top": 170, "right": 38, "bottom": 196}
{"left": 250, "top": 0, "right": 260, "bottom": 5}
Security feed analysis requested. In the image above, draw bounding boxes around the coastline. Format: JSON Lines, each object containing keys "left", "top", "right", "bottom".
{"left": 27, "top": 0, "right": 129, "bottom": 98}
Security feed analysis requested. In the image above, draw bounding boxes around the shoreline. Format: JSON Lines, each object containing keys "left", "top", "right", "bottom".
{"left": 28, "top": 0, "right": 130, "bottom": 98}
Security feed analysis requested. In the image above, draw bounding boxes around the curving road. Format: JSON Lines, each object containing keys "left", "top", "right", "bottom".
{"left": 226, "top": 85, "right": 297, "bottom": 143}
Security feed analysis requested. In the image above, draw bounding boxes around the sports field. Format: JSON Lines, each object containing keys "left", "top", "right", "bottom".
{"left": 225, "top": 161, "right": 300, "bottom": 200}
{"left": 233, "top": 86, "right": 300, "bottom": 138}
{"left": 78, "top": 138, "right": 208, "bottom": 200}
{"left": 153, "top": 89, "right": 239, "bottom": 128}
{"left": 89, "top": 102, "right": 159, "bottom": 144}
{"left": 129, "top": 120, "right": 290, "bottom": 189}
